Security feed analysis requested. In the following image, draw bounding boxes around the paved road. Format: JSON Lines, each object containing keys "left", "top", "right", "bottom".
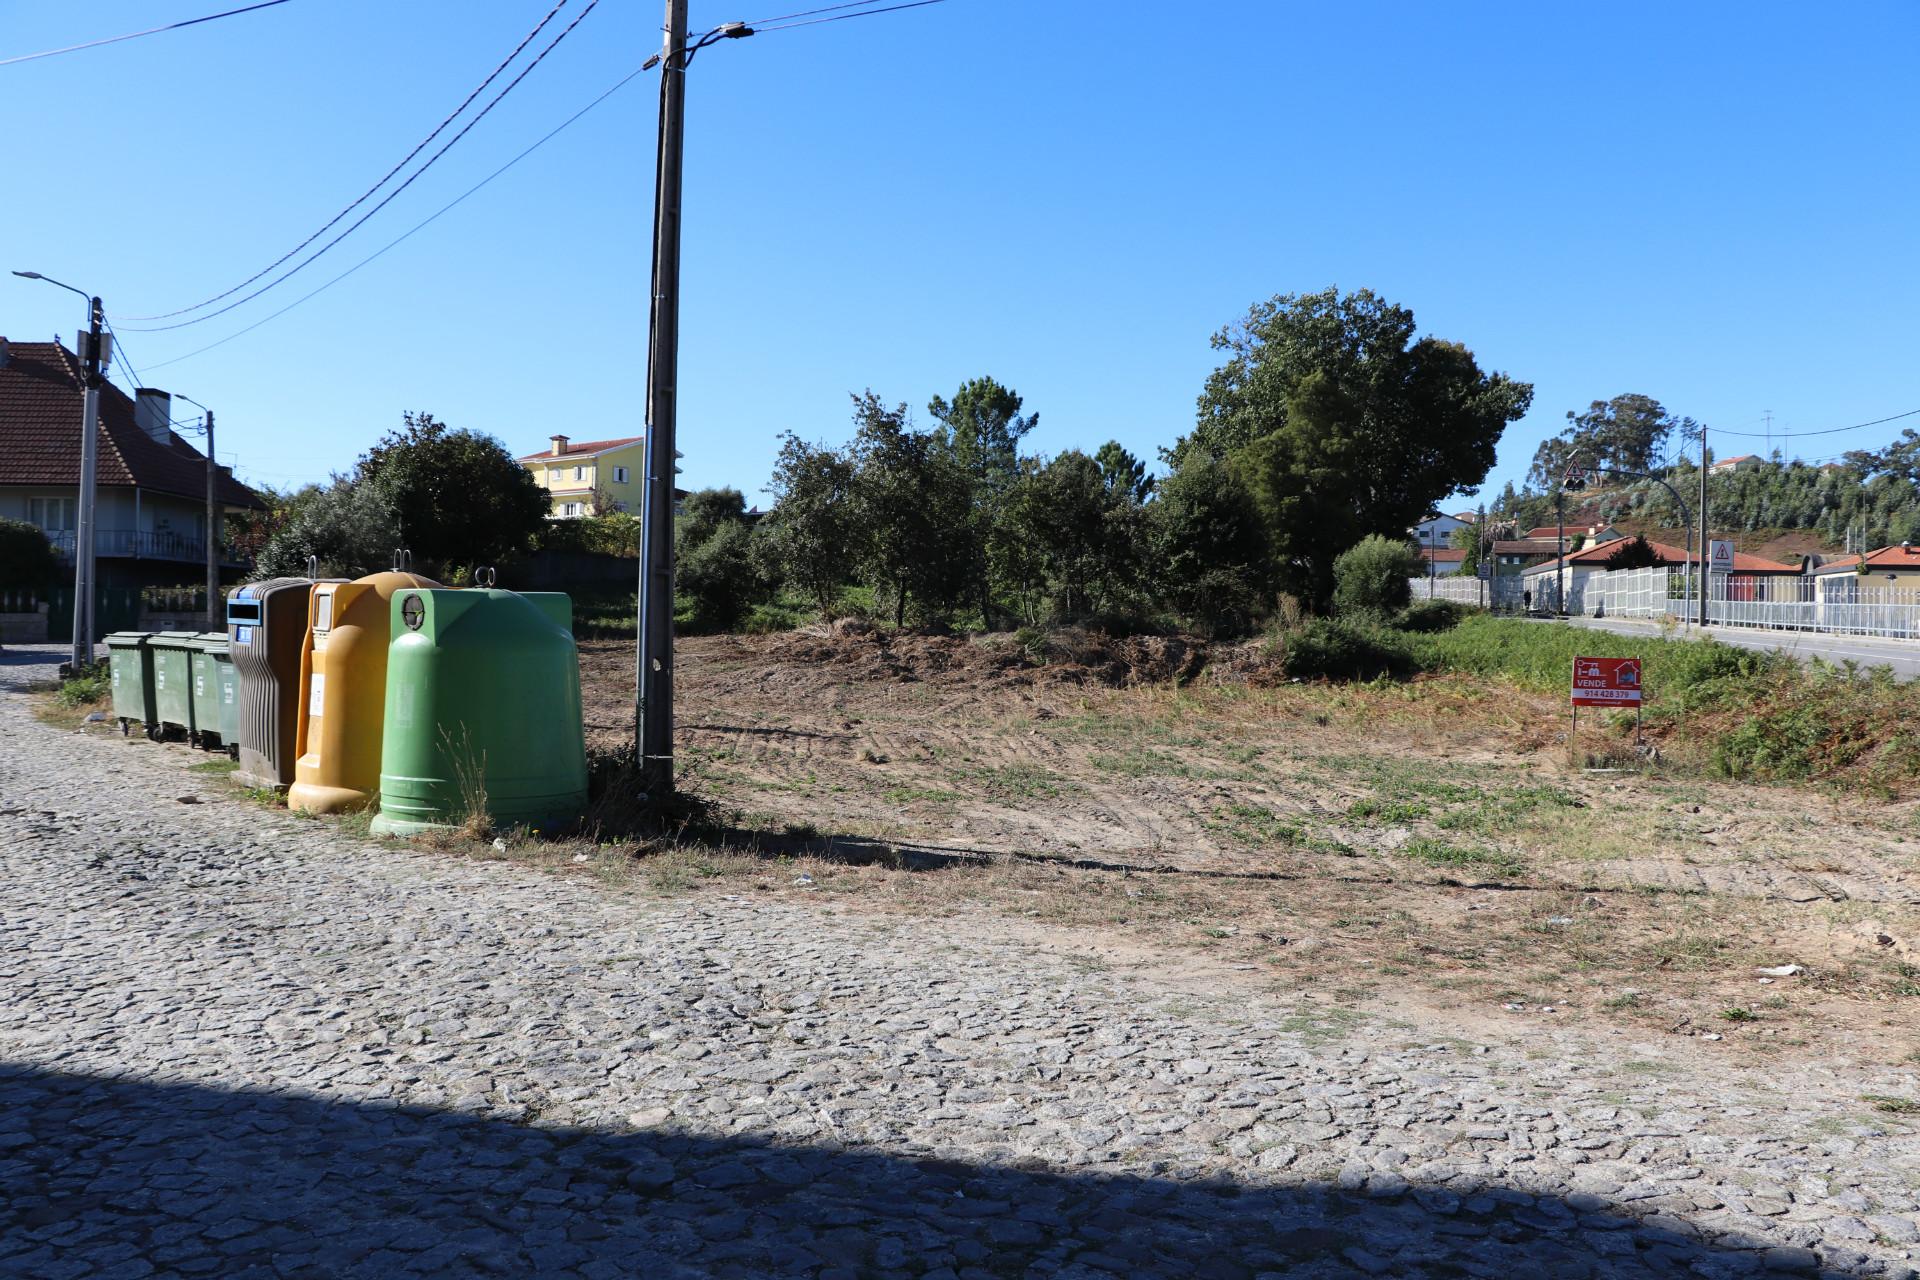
{"left": 1543, "top": 615, "right": 1920, "bottom": 679}
{"left": 3, "top": 645, "right": 1919, "bottom": 1279}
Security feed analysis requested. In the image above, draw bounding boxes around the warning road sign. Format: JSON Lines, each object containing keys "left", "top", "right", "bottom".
{"left": 1709, "top": 539, "right": 1735, "bottom": 573}
{"left": 1571, "top": 656, "right": 1642, "bottom": 707}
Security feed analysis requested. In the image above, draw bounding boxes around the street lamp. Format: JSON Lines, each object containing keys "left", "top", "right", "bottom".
{"left": 14, "top": 270, "right": 106, "bottom": 671}
{"left": 1561, "top": 453, "right": 1696, "bottom": 634}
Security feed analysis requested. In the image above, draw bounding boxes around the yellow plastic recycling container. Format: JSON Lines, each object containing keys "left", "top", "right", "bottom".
{"left": 287, "top": 570, "right": 441, "bottom": 814}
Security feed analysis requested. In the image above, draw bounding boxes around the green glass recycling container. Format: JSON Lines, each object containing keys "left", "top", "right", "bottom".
{"left": 370, "top": 588, "right": 587, "bottom": 837}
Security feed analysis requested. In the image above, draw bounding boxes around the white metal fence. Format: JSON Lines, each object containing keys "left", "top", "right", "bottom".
{"left": 1583, "top": 567, "right": 1686, "bottom": 621}
{"left": 1406, "top": 574, "right": 1526, "bottom": 609}
{"left": 1533, "top": 566, "right": 1920, "bottom": 641}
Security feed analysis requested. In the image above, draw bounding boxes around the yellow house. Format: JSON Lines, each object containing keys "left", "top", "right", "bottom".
{"left": 517, "top": 434, "right": 647, "bottom": 519}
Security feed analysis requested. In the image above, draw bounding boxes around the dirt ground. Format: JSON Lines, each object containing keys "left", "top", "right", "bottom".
{"left": 578, "top": 624, "right": 1920, "bottom": 1069}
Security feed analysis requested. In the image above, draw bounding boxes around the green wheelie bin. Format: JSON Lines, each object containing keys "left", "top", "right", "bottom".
{"left": 149, "top": 631, "right": 200, "bottom": 742}
{"left": 189, "top": 633, "right": 239, "bottom": 754}
{"left": 104, "top": 631, "right": 158, "bottom": 739}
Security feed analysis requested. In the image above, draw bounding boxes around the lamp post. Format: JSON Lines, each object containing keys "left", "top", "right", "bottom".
{"left": 174, "top": 393, "right": 221, "bottom": 629}
{"left": 1562, "top": 454, "right": 1695, "bottom": 635}
{"left": 13, "top": 271, "right": 104, "bottom": 671}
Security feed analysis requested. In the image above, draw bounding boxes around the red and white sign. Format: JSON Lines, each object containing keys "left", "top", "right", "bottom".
{"left": 1571, "top": 656, "right": 1642, "bottom": 707}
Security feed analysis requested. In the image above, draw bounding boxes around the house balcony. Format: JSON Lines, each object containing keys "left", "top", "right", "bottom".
{"left": 46, "top": 528, "right": 252, "bottom": 568}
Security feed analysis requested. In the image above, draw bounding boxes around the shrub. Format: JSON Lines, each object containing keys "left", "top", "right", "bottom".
{"left": 677, "top": 521, "right": 766, "bottom": 632}
{"left": 57, "top": 664, "right": 109, "bottom": 708}
{"left": 0, "top": 518, "right": 58, "bottom": 591}
{"left": 1282, "top": 618, "right": 1422, "bottom": 682}
{"left": 1331, "top": 535, "right": 1421, "bottom": 619}
{"left": 1394, "top": 599, "right": 1466, "bottom": 633}
{"left": 540, "top": 513, "right": 641, "bottom": 557}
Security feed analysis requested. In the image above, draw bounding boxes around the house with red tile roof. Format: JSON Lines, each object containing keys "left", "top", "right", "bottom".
{"left": 1415, "top": 546, "right": 1467, "bottom": 576}
{"left": 1522, "top": 536, "right": 1795, "bottom": 607}
{"left": 1809, "top": 545, "right": 1920, "bottom": 585}
{"left": 0, "top": 337, "right": 261, "bottom": 587}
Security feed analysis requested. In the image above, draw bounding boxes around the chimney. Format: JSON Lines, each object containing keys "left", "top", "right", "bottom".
{"left": 134, "top": 388, "right": 172, "bottom": 444}
{"left": 550, "top": 434, "right": 570, "bottom": 457}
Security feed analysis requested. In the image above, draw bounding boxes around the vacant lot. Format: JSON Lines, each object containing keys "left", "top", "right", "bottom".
{"left": 581, "top": 625, "right": 1920, "bottom": 1067}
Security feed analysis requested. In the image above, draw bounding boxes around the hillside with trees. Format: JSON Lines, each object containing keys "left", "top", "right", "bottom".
{"left": 1490, "top": 398, "right": 1920, "bottom": 557}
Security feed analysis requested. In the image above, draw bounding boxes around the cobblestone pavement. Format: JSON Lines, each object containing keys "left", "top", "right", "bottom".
{"left": 3, "top": 645, "right": 1919, "bottom": 1279}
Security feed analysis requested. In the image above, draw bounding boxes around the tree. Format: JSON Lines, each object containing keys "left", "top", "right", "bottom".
{"left": 992, "top": 451, "right": 1143, "bottom": 623}
{"left": 0, "top": 519, "right": 57, "bottom": 591}
{"left": 930, "top": 376, "right": 1038, "bottom": 625}
{"left": 1603, "top": 535, "right": 1661, "bottom": 570}
{"left": 1181, "top": 287, "right": 1531, "bottom": 609}
{"left": 1095, "top": 441, "right": 1153, "bottom": 503}
{"left": 678, "top": 520, "right": 767, "bottom": 632}
{"left": 586, "top": 482, "right": 622, "bottom": 517}
{"left": 1331, "top": 535, "right": 1420, "bottom": 619}
{"left": 848, "top": 392, "right": 975, "bottom": 626}
{"left": 928, "top": 376, "right": 1036, "bottom": 492}
{"left": 357, "top": 412, "right": 549, "bottom": 575}
{"left": 1527, "top": 394, "right": 1693, "bottom": 489}
{"left": 1449, "top": 518, "right": 1485, "bottom": 576}
{"left": 1145, "top": 458, "right": 1271, "bottom": 632}
{"left": 678, "top": 487, "right": 748, "bottom": 550}
{"left": 763, "top": 431, "right": 860, "bottom": 614}
{"left": 254, "top": 412, "right": 547, "bottom": 580}
{"left": 252, "top": 475, "right": 395, "bottom": 579}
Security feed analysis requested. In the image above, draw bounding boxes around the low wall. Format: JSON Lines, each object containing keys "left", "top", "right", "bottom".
{"left": 0, "top": 608, "right": 46, "bottom": 644}
{"left": 505, "top": 550, "right": 637, "bottom": 593}
{"left": 139, "top": 611, "right": 217, "bottom": 633}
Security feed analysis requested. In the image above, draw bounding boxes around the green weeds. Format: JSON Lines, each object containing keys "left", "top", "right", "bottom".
{"left": 1400, "top": 837, "right": 1525, "bottom": 878}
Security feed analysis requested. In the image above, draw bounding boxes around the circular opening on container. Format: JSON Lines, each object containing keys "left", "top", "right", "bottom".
{"left": 401, "top": 594, "right": 425, "bottom": 631}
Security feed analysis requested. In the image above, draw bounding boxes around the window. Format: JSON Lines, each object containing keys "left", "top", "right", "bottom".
{"left": 573, "top": 466, "right": 585, "bottom": 482}
{"left": 612, "top": 466, "right": 629, "bottom": 484}
{"left": 28, "top": 497, "right": 74, "bottom": 531}
{"left": 562, "top": 502, "right": 583, "bottom": 517}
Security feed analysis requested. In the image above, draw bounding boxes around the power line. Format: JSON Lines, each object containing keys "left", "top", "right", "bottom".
{"left": 1712, "top": 407, "right": 1920, "bottom": 440}
{"left": 99, "top": 316, "right": 144, "bottom": 391}
{"left": 753, "top": 0, "right": 949, "bottom": 34}
{"left": 743, "top": 1, "right": 897, "bottom": 24}
{"left": 142, "top": 60, "right": 652, "bottom": 374}
{"left": 0, "top": 0, "right": 297, "bottom": 68}
{"left": 121, "top": 0, "right": 602, "bottom": 334}
{"left": 125, "top": 0, "right": 574, "bottom": 323}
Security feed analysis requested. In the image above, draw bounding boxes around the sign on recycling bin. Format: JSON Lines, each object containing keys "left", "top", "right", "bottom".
{"left": 1571, "top": 656, "right": 1642, "bottom": 707}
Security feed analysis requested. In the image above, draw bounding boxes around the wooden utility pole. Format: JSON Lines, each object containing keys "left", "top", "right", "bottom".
{"left": 637, "top": 0, "right": 689, "bottom": 797}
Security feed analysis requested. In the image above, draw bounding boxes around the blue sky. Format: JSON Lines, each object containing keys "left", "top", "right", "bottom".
{"left": 3, "top": 1, "right": 1915, "bottom": 506}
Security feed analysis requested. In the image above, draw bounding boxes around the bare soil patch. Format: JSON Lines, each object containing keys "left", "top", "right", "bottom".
{"left": 572, "top": 626, "right": 1920, "bottom": 1067}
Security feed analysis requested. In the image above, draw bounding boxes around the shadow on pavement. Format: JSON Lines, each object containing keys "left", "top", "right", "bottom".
{"left": 0, "top": 1060, "right": 1870, "bottom": 1279}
